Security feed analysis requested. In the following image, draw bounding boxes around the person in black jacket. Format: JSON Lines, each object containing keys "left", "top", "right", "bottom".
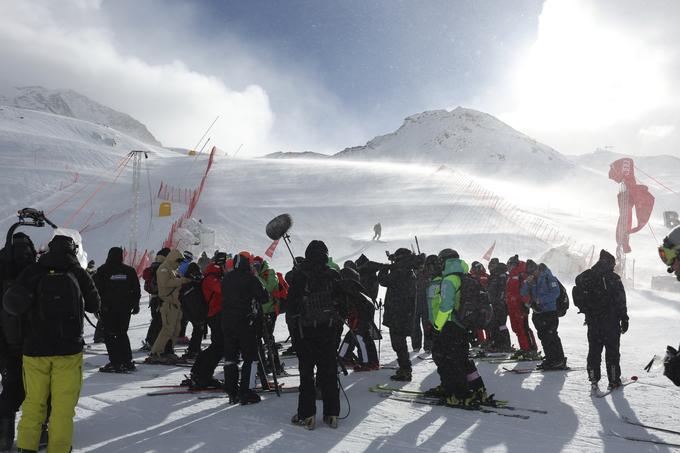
{"left": 355, "top": 254, "right": 381, "bottom": 301}
{"left": 485, "top": 260, "right": 513, "bottom": 352}
{"left": 93, "top": 247, "right": 141, "bottom": 373}
{"left": 0, "top": 232, "right": 37, "bottom": 451}
{"left": 378, "top": 248, "right": 419, "bottom": 381}
{"left": 287, "top": 240, "right": 345, "bottom": 430}
{"left": 3, "top": 234, "right": 100, "bottom": 453}
{"left": 337, "top": 267, "right": 380, "bottom": 371}
{"left": 575, "top": 249, "right": 628, "bottom": 391}
{"left": 221, "top": 253, "right": 267, "bottom": 405}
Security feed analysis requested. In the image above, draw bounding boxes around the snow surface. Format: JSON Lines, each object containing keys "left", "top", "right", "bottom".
{"left": 1, "top": 101, "right": 680, "bottom": 452}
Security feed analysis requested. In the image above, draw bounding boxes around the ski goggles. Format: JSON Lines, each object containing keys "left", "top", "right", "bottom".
{"left": 658, "top": 245, "right": 678, "bottom": 266}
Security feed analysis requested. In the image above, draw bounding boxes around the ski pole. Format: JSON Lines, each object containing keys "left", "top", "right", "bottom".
{"left": 377, "top": 298, "right": 383, "bottom": 363}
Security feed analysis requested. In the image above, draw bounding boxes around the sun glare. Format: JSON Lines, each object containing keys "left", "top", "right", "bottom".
{"left": 507, "top": 0, "right": 669, "bottom": 131}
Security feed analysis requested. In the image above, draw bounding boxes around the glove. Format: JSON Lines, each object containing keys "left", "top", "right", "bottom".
{"left": 620, "top": 319, "right": 629, "bottom": 334}
{"left": 131, "top": 306, "right": 140, "bottom": 315}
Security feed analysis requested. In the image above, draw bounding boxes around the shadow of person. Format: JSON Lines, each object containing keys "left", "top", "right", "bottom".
{"left": 593, "top": 385, "right": 672, "bottom": 453}
{"left": 463, "top": 366, "right": 577, "bottom": 452}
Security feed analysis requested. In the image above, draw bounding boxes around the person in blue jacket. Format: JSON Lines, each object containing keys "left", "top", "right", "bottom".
{"left": 521, "top": 260, "right": 566, "bottom": 370}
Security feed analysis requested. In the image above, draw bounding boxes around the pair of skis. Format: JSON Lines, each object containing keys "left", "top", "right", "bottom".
{"left": 369, "top": 384, "right": 547, "bottom": 419}
{"left": 144, "top": 383, "right": 296, "bottom": 397}
{"left": 501, "top": 366, "right": 584, "bottom": 375}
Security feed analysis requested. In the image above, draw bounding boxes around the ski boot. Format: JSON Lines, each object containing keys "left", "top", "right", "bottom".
{"left": 239, "top": 391, "right": 261, "bottom": 406}
{"left": 424, "top": 385, "right": 446, "bottom": 398}
{"left": 390, "top": 368, "right": 412, "bottom": 382}
{"left": 353, "top": 362, "right": 380, "bottom": 372}
{"left": 291, "top": 414, "right": 315, "bottom": 430}
{"left": 99, "top": 362, "right": 125, "bottom": 373}
{"left": 445, "top": 392, "right": 480, "bottom": 409}
{"left": 323, "top": 415, "right": 338, "bottom": 429}
{"left": 472, "top": 387, "right": 498, "bottom": 407}
{"left": 607, "top": 379, "right": 622, "bottom": 391}
{"left": 539, "top": 357, "right": 568, "bottom": 371}
{"left": 0, "top": 414, "right": 15, "bottom": 453}
{"left": 122, "top": 361, "right": 137, "bottom": 372}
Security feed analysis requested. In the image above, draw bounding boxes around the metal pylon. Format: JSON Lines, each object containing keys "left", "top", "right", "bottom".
{"left": 128, "top": 150, "right": 148, "bottom": 263}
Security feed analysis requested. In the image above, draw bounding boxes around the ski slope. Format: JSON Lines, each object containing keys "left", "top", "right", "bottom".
{"left": 1, "top": 104, "right": 680, "bottom": 451}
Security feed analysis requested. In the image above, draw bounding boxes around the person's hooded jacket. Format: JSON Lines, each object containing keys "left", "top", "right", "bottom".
{"left": 221, "top": 253, "right": 267, "bottom": 324}
{"left": 378, "top": 249, "right": 418, "bottom": 335}
{"left": 577, "top": 250, "right": 628, "bottom": 322}
{"left": 520, "top": 264, "right": 561, "bottom": 313}
{"left": 286, "top": 240, "right": 343, "bottom": 339}
{"left": 93, "top": 247, "right": 141, "bottom": 313}
{"left": 157, "top": 249, "right": 189, "bottom": 307}
{"left": 2, "top": 235, "right": 100, "bottom": 356}
{"left": 435, "top": 258, "right": 469, "bottom": 330}
{"left": 202, "top": 262, "right": 224, "bottom": 318}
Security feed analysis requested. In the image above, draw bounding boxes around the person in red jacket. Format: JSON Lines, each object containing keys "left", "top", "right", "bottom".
{"left": 505, "top": 255, "right": 539, "bottom": 360}
{"left": 183, "top": 253, "right": 227, "bottom": 388}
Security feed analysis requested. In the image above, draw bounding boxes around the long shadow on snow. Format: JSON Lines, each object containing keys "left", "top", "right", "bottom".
{"left": 635, "top": 289, "right": 680, "bottom": 314}
{"left": 464, "top": 362, "right": 577, "bottom": 452}
{"left": 593, "top": 385, "right": 672, "bottom": 453}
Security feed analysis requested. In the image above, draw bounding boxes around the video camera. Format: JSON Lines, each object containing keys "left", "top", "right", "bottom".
{"left": 16, "top": 208, "right": 57, "bottom": 228}
{"left": 384, "top": 249, "right": 424, "bottom": 271}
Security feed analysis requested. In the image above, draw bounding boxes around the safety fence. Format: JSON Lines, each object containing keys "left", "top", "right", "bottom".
{"left": 156, "top": 182, "right": 196, "bottom": 205}
{"left": 163, "top": 146, "right": 217, "bottom": 248}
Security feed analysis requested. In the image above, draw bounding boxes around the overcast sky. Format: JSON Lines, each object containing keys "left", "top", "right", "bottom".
{"left": 0, "top": 0, "right": 678, "bottom": 156}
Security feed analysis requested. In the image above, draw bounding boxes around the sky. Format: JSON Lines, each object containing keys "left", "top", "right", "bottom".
{"left": 0, "top": 0, "right": 678, "bottom": 157}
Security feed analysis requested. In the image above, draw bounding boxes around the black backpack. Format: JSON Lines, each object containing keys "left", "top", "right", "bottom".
{"left": 664, "top": 345, "right": 680, "bottom": 387}
{"left": 180, "top": 281, "right": 208, "bottom": 324}
{"left": 299, "top": 271, "right": 338, "bottom": 329}
{"left": 572, "top": 269, "right": 608, "bottom": 315}
{"left": 35, "top": 269, "right": 83, "bottom": 340}
{"left": 456, "top": 274, "right": 493, "bottom": 329}
{"left": 556, "top": 281, "right": 570, "bottom": 317}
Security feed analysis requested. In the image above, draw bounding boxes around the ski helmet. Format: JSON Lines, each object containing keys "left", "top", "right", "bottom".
{"left": 437, "top": 248, "right": 459, "bottom": 261}
{"left": 659, "top": 226, "right": 680, "bottom": 266}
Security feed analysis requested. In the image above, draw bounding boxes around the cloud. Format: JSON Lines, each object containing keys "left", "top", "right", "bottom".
{"left": 495, "top": 0, "right": 680, "bottom": 156}
{"left": 0, "top": 0, "right": 362, "bottom": 155}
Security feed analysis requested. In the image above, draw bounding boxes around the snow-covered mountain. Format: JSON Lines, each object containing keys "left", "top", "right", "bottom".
{"left": 335, "top": 107, "right": 573, "bottom": 178}
{"left": 0, "top": 86, "right": 161, "bottom": 146}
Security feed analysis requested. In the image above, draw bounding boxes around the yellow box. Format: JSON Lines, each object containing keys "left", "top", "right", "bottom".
{"left": 159, "top": 202, "right": 172, "bottom": 217}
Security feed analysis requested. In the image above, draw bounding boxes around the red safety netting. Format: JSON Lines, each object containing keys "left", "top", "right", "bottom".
{"left": 163, "top": 146, "right": 217, "bottom": 248}
{"left": 157, "top": 182, "right": 197, "bottom": 205}
{"left": 122, "top": 248, "right": 151, "bottom": 278}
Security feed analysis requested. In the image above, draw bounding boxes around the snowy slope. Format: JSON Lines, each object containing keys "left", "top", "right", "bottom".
{"left": 0, "top": 86, "right": 161, "bottom": 146}
{"left": 1, "top": 104, "right": 680, "bottom": 452}
{"left": 335, "top": 107, "right": 573, "bottom": 179}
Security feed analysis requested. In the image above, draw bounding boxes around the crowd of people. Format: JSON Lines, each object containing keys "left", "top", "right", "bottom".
{"left": 0, "top": 222, "right": 679, "bottom": 450}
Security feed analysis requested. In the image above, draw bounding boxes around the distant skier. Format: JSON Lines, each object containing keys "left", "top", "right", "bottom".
{"left": 573, "top": 250, "right": 628, "bottom": 391}
{"left": 372, "top": 223, "right": 382, "bottom": 241}
{"left": 521, "top": 260, "right": 567, "bottom": 370}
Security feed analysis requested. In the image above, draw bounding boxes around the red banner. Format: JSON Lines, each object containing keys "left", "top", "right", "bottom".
{"left": 264, "top": 239, "right": 280, "bottom": 258}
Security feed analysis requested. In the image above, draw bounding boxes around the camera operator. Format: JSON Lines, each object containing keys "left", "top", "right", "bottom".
{"left": 378, "top": 248, "right": 421, "bottom": 381}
